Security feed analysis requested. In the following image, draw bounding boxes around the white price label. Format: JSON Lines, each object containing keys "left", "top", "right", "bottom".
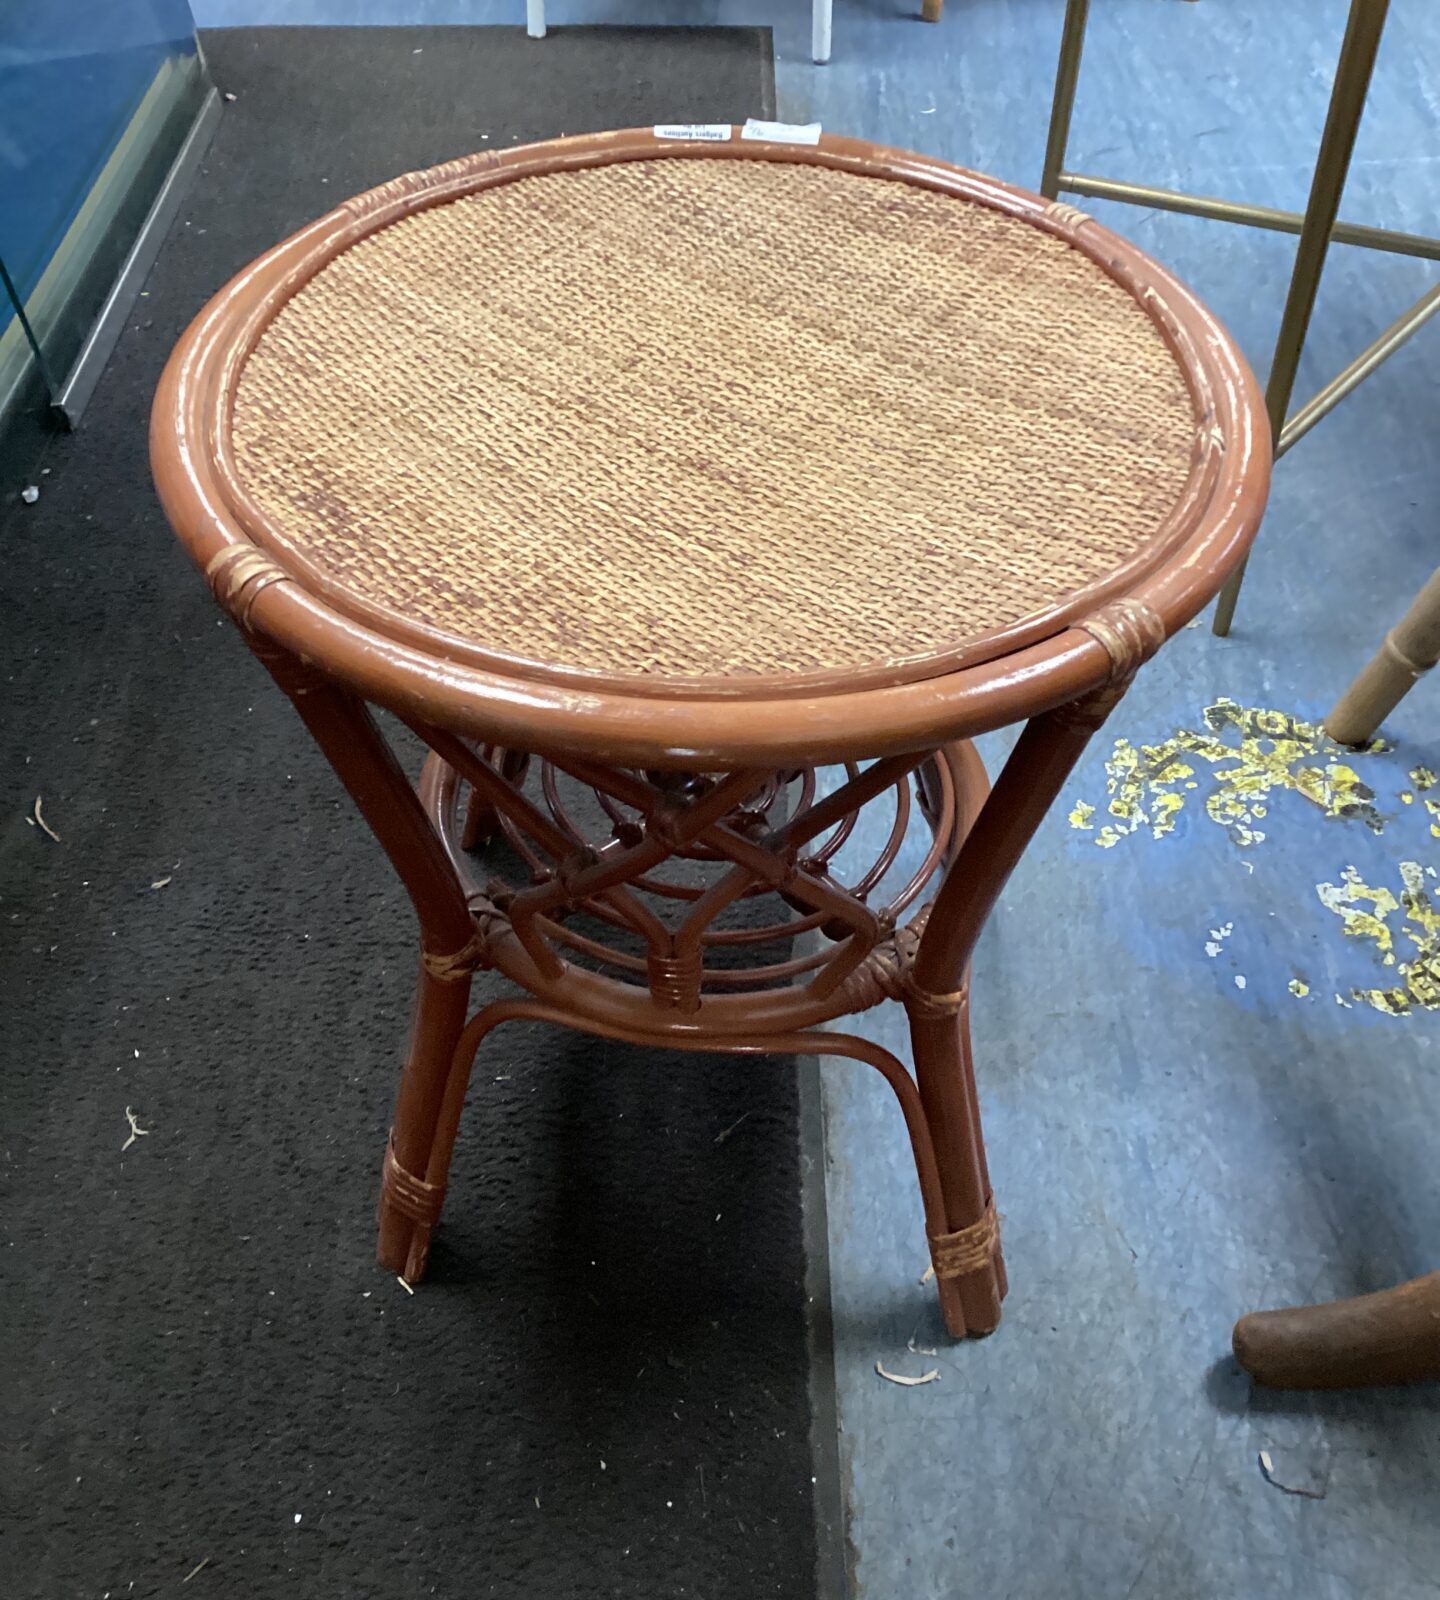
{"left": 741, "top": 119, "right": 823, "bottom": 145}
{"left": 653, "top": 124, "right": 733, "bottom": 142}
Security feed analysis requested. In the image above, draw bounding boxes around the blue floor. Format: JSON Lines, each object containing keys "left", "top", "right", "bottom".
{"left": 192, "top": 2, "right": 1440, "bottom": 1594}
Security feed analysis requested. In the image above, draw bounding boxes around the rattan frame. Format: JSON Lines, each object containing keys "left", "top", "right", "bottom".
{"left": 151, "top": 129, "right": 1270, "bottom": 1338}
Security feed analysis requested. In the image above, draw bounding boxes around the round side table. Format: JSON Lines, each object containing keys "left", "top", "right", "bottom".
{"left": 151, "top": 129, "right": 1269, "bottom": 1338}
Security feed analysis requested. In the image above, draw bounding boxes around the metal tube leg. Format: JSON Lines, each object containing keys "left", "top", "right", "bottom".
{"left": 812, "top": 0, "right": 832, "bottom": 63}
{"left": 1212, "top": 0, "right": 1391, "bottom": 636}
{"left": 1278, "top": 282, "right": 1440, "bottom": 457}
{"left": 1040, "top": 0, "right": 1091, "bottom": 198}
{"left": 376, "top": 963, "right": 475, "bottom": 1278}
{"left": 1325, "top": 565, "right": 1440, "bottom": 745}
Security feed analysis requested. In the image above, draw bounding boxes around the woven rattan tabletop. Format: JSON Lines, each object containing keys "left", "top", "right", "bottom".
{"left": 222, "top": 139, "right": 1213, "bottom": 695}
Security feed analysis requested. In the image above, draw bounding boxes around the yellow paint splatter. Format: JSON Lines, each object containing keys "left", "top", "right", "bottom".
{"left": 1315, "top": 868, "right": 1398, "bottom": 962}
{"left": 1424, "top": 798, "right": 1440, "bottom": 840}
{"left": 1082, "top": 699, "right": 1383, "bottom": 850}
{"left": 1072, "top": 700, "right": 1440, "bottom": 1018}
{"left": 1317, "top": 860, "right": 1440, "bottom": 1015}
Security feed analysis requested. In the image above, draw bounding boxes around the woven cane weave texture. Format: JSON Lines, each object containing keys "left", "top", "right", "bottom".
{"left": 231, "top": 157, "right": 1198, "bottom": 681}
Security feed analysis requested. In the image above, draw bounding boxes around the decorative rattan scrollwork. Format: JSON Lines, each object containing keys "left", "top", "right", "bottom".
{"left": 417, "top": 737, "right": 961, "bottom": 1018}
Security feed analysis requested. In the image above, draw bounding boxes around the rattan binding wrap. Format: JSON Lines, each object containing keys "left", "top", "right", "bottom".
{"left": 930, "top": 1200, "right": 1000, "bottom": 1280}
{"left": 231, "top": 157, "right": 1198, "bottom": 683}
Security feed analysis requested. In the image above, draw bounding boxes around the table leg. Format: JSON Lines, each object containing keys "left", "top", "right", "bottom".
{"left": 812, "top": 0, "right": 832, "bottom": 63}
{"left": 909, "top": 1003, "right": 1004, "bottom": 1335}
{"left": 909, "top": 679, "right": 1132, "bottom": 1333}
{"left": 247, "top": 639, "right": 479, "bottom": 1282}
{"left": 462, "top": 749, "right": 530, "bottom": 847}
{"left": 378, "top": 964, "right": 475, "bottom": 1279}
{"left": 238, "top": 643, "right": 1140, "bottom": 1335}
{"left": 415, "top": 992, "right": 982, "bottom": 1334}
{"left": 383, "top": 993, "right": 553, "bottom": 1282}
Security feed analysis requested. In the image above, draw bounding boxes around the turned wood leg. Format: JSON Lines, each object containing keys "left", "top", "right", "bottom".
{"left": 377, "top": 962, "right": 475, "bottom": 1280}
{"left": 1233, "top": 1272, "right": 1440, "bottom": 1389}
{"left": 1326, "top": 565, "right": 1440, "bottom": 746}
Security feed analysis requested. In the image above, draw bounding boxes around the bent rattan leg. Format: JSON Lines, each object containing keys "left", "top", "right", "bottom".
{"left": 242, "top": 648, "right": 482, "bottom": 1284}
{"left": 386, "top": 995, "right": 973, "bottom": 1338}
{"left": 907, "top": 1000, "right": 1004, "bottom": 1336}
{"left": 461, "top": 750, "right": 530, "bottom": 847}
{"left": 902, "top": 687, "right": 1137, "bottom": 1333}
{"left": 793, "top": 1026, "right": 976, "bottom": 1337}
{"left": 390, "top": 995, "right": 562, "bottom": 1282}
{"left": 377, "top": 963, "right": 475, "bottom": 1279}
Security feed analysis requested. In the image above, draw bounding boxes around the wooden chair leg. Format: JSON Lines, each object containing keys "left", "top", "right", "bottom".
{"left": 376, "top": 964, "right": 474, "bottom": 1280}
{"left": 922, "top": 0, "right": 943, "bottom": 20}
{"left": 1233, "top": 1272, "right": 1440, "bottom": 1389}
{"left": 908, "top": 1004, "right": 1004, "bottom": 1337}
{"left": 1326, "top": 565, "right": 1440, "bottom": 746}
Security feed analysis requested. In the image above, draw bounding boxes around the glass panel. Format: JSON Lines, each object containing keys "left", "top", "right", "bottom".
{"left": 0, "top": 0, "right": 203, "bottom": 414}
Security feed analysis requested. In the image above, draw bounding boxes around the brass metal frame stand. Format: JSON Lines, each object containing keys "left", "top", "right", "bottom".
{"left": 1040, "top": 0, "right": 1440, "bottom": 635}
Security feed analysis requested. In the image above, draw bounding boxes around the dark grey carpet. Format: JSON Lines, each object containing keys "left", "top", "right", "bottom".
{"left": 0, "top": 27, "right": 823, "bottom": 1600}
